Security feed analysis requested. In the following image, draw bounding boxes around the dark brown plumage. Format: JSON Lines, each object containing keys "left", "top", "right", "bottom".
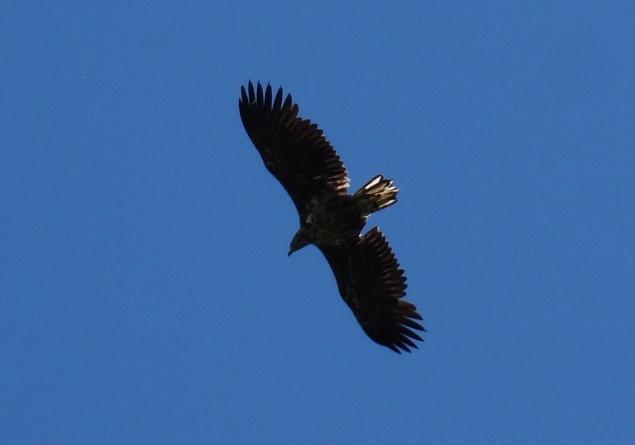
{"left": 239, "top": 81, "right": 424, "bottom": 353}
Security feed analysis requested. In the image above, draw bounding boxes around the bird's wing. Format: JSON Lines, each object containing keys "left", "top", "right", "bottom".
{"left": 319, "top": 227, "right": 425, "bottom": 353}
{"left": 239, "top": 81, "right": 350, "bottom": 217}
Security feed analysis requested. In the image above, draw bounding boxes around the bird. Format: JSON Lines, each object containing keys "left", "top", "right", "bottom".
{"left": 238, "top": 81, "right": 424, "bottom": 353}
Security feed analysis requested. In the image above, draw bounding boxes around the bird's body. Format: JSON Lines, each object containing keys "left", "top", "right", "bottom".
{"left": 292, "top": 178, "right": 396, "bottom": 250}
{"left": 296, "top": 192, "right": 362, "bottom": 249}
{"left": 239, "top": 81, "right": 424, "bottom": 353}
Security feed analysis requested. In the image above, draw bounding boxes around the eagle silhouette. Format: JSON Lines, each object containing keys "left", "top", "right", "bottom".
{"left": 239, "top": 81, "right": 424, "bottom": 353}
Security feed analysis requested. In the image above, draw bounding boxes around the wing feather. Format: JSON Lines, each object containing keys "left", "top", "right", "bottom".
{"left": 319, "top": 227, "right": 425, "bottom": 353}
{"left": 239, "top": 81, "right": 350, "bottom": 216}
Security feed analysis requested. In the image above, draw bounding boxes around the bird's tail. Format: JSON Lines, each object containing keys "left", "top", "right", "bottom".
{"left": 354, "top": 175, "right": 399, "bottom": 217}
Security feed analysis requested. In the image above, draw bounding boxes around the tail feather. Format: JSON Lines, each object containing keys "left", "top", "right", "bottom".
{"left": 354, "top": 175, "right": 399, "bottom": 217}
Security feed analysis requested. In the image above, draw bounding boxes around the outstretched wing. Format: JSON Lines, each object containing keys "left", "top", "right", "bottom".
{"left": 239, "top": 81, "right": 350, "bottom": 216}
{"left": 320, "top": 227, "right": 425, "bottom": 353}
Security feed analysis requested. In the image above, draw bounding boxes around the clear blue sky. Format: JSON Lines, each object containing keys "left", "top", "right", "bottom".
{"left": 2, "top": 2, "right": 634, "bottom": 444}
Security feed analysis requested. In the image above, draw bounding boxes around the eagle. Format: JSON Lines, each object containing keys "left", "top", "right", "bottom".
{"left": 239, "top": 81, "right": 424, "bottom": 353}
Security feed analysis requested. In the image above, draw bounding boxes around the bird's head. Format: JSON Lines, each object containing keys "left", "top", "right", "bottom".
{"left": 288, "top": 228, "right": 310, "bottom": 256}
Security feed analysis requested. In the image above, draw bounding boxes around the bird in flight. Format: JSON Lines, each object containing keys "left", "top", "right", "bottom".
{"left": 239, "top": 81, "right": 424, "bottom": 353}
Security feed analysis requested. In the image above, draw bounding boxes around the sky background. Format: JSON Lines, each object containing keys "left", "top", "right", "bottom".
{"left": 2, "top": 1, "right": 634, "bottom": 444}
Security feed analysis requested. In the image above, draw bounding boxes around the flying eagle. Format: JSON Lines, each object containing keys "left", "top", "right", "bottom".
{"left": 239, "top": 81, "right": 424, "bottom": 353}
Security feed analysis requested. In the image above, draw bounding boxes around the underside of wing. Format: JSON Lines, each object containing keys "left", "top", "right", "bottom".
{"left": 320, "top": 228, "right": 425, "bottom": 353}
{"left": 239, "top": 81, "right": 350, "bottom": 215}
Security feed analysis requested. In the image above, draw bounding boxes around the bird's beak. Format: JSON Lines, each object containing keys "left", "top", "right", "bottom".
{"left": 288, "top": 244, "right": 298, "bottom": 257}
{"left": 288, "top": 231, "right": 308, "bottom": 256}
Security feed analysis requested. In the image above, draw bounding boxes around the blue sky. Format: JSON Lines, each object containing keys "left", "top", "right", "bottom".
{"left": 2, "top": 1, "right": 634, "bottom": 444}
